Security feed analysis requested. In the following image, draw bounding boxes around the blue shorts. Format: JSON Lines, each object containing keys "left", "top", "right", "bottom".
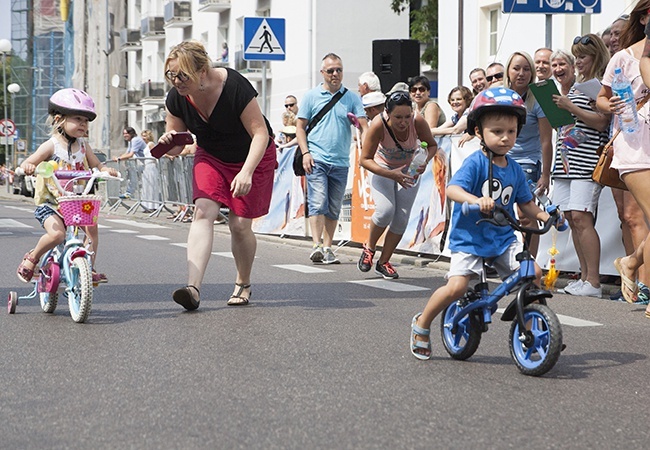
{"left": 34, "top": 205, "right": 63, "bottom": 228}
{"left": 518, "top": 161, "right": 542, "bottom": 184}
{"left": 306, "top": 161, "right": 348, "bottom": 220}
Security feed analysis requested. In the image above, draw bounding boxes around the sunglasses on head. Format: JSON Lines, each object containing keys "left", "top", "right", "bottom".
{"left": 573, "top": 35, "right": 594, "bottom": 46}
{"left": 410, "top": 86, "right": 428, "bottom": 93}
{"left": 486, "top": 72, "right": 504, "bottom": 82}
{"left": 284, "top": 103, "right": 296, "bottom": 108}
{"left": 387, "top": 90, "right": 412, "bottom": 105}
{"left": 323, "top": 67, "right": 343, "bottom": 75}
{"left": 165, "top": 70, "right": 191, "bottom": 83}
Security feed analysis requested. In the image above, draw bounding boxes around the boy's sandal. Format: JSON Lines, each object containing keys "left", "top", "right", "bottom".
{"left": 410, "top": 313, "right": 432, "bottom": 360}
{"left": 172, "top": 285, "right": 200, "bottom": 311}
{"left": 227, "top": 283, "right": 251, "bottom": 306}
{"left": 17, "top": 250, "right": 39, "bottom": 283}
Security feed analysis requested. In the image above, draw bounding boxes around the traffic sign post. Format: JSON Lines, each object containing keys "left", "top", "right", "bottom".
{"left": 243, "top": 17, "right": 286, "bottom": 116}
{"left": 0, "top": 118, "right": 16, "bottom": 137}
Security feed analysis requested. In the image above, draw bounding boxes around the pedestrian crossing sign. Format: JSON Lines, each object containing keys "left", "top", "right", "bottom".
{"left": 244, "top": 17, "right": 286, "bottom": 61}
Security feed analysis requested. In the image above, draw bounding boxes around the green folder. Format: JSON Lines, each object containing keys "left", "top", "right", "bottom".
{"left": 528, "top": 80, "right": 575, "bottom": 129}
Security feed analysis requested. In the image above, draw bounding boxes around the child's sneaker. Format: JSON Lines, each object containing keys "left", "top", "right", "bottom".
{"left": 358, "top": 245, "right": 375, "bottom": 272}
{"left": 92, "top": 271, "right": 108, "bottom": 285}
{"left": 375, "top": 261, "right": 399, "bottom": 279}
{"left": 309, "top": 243, "right": 324, "bottom": 263}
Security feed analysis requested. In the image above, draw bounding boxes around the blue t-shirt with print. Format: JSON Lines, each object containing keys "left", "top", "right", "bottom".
{"left": 129, "top": 136, "right": 147, "bottom": 158}
{"left": 448, "top": 150, "right": 533, "bottom": 258}
{"left": 298, "top": 84, "right": 366, "bottom": 167}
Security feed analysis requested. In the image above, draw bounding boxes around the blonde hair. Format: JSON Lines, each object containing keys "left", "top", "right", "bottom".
{"left": 571, "top": 34, "right": 610, "bottom": 81}
{"left": 164, "top": 40, "right": 212, "bottom": 85}
{"left": 505, "top": 51, "right": 537, "bottom": 110}
{"left": 141, "top": 129, "right": 155, "bottom": 143}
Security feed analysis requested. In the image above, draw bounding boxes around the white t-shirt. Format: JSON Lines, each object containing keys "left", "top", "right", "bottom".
{"left": 602, "top": 48, "right": 650, "bottom": 172}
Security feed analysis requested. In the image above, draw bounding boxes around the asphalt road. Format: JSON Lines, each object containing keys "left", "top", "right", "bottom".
{"left": 1, "top": 193, "right": 649, "bottom": 449}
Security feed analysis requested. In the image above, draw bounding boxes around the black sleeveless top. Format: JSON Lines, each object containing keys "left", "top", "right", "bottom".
{"left": 166, "top": 68, "right": 272, "bottom": 163}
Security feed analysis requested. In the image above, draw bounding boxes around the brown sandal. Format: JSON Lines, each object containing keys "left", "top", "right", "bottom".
{"left": 17, "top": 250, "right": 39, "bottom": 283}
{"left": 227, "top": 283, "right": 251, "bottom": 306}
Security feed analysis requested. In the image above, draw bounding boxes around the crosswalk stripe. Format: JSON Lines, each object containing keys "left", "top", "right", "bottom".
{"left": 274, "top": 264, "right": 334, "bottom": 273}
{"left": 171, "top": 243, "right": 187, "bottom": 248}
{"left": 0, "top": 231, "right": 13, "bottom": 235}
{"left": 495, "top": 308, "right": 602, "bottom": 327}
{"left": 212, "top": 251, "right": 234, "bottom": 259}
{"left": 0, "top": 218, "right": 33, "bottom": 228}
{"left": 109, "top": 229, "right": 138, "bottom": 234}
{"left": 348, "top": 279, "right": 429, "bottom": 291}
{"left": 138, "top": 235, "right": 170, "bottom": 241}
{"left": 105, "top": 219, "right": 168, "bottom": 229}
{"left": 3, "top": 205, "right": 34, "bottom": 213}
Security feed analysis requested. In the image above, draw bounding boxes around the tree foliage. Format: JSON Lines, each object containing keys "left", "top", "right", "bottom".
{"left": 390, "top": 0, "right": 438, "bottom": 69}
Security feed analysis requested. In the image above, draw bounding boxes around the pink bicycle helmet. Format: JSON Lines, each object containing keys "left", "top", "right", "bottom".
{"left": 48, "top": 88, "right": 97, "bottom": 122}
{"left": 466, "top": 87, "right": 526, "bottom": 136}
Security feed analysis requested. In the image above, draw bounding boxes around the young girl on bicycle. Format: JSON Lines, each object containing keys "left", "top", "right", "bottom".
{"left": 410, "top": 87, "right": 555, "bottom": 360}
{"left": 16, "top": 88, "right": 118, "bottom": 285}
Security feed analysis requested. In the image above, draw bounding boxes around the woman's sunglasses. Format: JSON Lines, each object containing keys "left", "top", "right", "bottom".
{"left": 165, "top": 70, "right": 191, "bottom": 83}
{"left": 486, "top": 72, "right": 504, "bottom": 82}
{"left": 573, "top": 35, "right": 594, "bottom": 46}
{"left": 387, "top": 91, "right": 412, "bottom": 106}
{"left": 409, "top": 86, "right": 428, "bottom": 93}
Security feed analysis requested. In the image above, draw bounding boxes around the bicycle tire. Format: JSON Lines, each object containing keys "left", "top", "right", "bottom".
{"left": 440, "top": 300, "right": 482, "bottom": 360}
{"left": 67, "top": 257, "right": 93, "bottom": 323}
{"left": 509, "top": 303, "right": 562, "bottom": 376}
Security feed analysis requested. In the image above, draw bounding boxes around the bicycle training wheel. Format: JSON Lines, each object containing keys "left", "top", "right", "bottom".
{"left": 509, "top": 304, "right": 562, "bottom": 377}
{"left": 8, "top": 291, "right": 17, "bottom": 314}
{"left": 67, "top": 257, "right": 93, "bottom": 323}
{"left": 440, "top": 300, "right": 482, "bottom": 360}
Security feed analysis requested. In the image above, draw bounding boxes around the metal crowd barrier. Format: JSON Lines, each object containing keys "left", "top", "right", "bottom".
{"left": 102, "top": 155, "right": 195, "bottom": 220}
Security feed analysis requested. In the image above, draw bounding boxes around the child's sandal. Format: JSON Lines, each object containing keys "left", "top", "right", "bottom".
{"left": 17, "top": 250, "right": 39, "bottom": 283}
{"left": 410, "top": 313, "right": 432, "bottom": 360}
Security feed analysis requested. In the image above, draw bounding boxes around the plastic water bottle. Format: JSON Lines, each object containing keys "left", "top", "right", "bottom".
{"left": 611, "top": 67, "right": 639, "bottom": 134}
{"left": 407, "top": 141, "right": 428, "bottom": 178}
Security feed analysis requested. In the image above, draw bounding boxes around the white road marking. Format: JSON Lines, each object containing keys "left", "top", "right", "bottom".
{"left": 138, "top": 235, "right": 170, "bottom": 241}
{"left": 109, "top": 229, "right": 138, "bottom": 234}
{"left": 105, "top": 219, "right": 168, "bottom": 229}
{"left": 171, "top": 243, "right": 187, "bottom": 248}
{"left": 97, "top": 224, "right": 111, "bottom": 229}
{"left": 495, "top": 308, "right": 602, "bottom": 327}
{"left": 0, "top": 219, "right": 33, "bottom": 228}
{"left": 274, "top": 264, "right": 335, "bottom": 274}
{"left": 212, "top": 251, "right": 234, "bottom": 259}
{"left": 0, "top": 231, "right": 13, "bottom": 235}
{"left": 348, "top": 279, "right": 429, "bottom": 292}
{"left": 3, "top": 205, "right": 34, "bottom": 213}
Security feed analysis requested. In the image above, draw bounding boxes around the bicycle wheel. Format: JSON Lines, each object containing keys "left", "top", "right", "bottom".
{"left": 440, "top": 300, "right": 482, "bottom": 360}
{"left": 509, "top": 303, "right": 562, "bottom": 376}
{"left": 38, "top": 258, "right": 60, "bottom": 313}
{"left": 8, "top": 291, "right": 17, "bottom": 314}
{"left": 67, "top": 257, "right": 93, "bottom": 323}
{"left": 39, "top": 292, "right": 59, "bottom": 314}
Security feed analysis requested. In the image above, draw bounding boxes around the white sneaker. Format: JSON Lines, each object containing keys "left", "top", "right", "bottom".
{"left": 322, "top": 247, "right": 340, "bottom": 265}
{"left": 561, "top": 279, "right": 584, "bottom": 295}
{"left": 574, "top": 281, "right": 602, "bottom": 298}
{"left": 309, "top": 244, "right": 324, "bottom": 263}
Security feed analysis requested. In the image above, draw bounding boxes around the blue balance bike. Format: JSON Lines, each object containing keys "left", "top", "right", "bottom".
{"left": 440, "top": 201, "right": 566, "bottom": 376}
{"left": 8, "top": 167, "right": 121, "bottom": 323}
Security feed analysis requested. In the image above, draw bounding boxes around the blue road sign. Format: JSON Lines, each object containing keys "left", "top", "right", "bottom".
{"left": 502, "top": 0, "right": 600, "bottom": 14}
{"left": 244, "top": 17, "right": 286, "bottom": 61}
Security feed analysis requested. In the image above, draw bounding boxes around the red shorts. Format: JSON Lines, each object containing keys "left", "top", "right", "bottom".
{"left": 192, "top": 141, "right": 277, "bottom": 219}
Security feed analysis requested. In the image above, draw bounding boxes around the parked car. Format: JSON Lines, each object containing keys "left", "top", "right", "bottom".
{"left": 12, "top": 171, "right": 35, "bottom": 197}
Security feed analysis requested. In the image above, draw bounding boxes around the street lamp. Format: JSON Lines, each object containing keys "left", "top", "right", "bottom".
{"left": 7, "top": 83, "right": 20, "bottom": 168}
{"left": 0, "top": 39, "right": 12, "bottom": 168}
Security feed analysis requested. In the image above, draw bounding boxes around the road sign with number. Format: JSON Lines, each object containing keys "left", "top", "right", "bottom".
{"left": 0, "top": 118, "right": 16, "bottom": 137}
{"left": 244, "top": 17, "right": 286, "bottom": 61}
{"left": 502, "top": 0, "right": 601, "bottom": 14}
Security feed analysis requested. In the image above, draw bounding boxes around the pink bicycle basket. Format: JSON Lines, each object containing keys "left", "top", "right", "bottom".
{"left": 57, "top": 195, "right": 102, "bottom": 226}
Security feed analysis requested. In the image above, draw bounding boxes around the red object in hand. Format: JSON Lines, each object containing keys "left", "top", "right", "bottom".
{"left": 150, "top": 132, "right": 194, "bottom": 158}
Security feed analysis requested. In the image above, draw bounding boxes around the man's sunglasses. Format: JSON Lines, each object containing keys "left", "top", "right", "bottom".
{"left": 486, "top": 72, "right": 504, "bottom": 82}
{"left": 165, "top": 70, "right": 191, "bottom": 83}
{"left": 323, "top": 67, "right": 343, "bottom": 74}
{"left": 410, "top": 86, "right": 428, "bottom": 93}
{"left": 284, "top": 103, "right": 296, "bottom": 108}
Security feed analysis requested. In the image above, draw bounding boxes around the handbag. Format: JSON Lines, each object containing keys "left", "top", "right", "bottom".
{"left": 293, "top": 88, "right": 348, "bottom": 176}
{"left": 591, "top": 92, "right": 650, "bottom": 191}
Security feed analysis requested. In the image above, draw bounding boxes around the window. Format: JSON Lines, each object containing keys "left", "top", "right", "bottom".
{"left": 489, "top": 9, "right": 498, "bottom": 57}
